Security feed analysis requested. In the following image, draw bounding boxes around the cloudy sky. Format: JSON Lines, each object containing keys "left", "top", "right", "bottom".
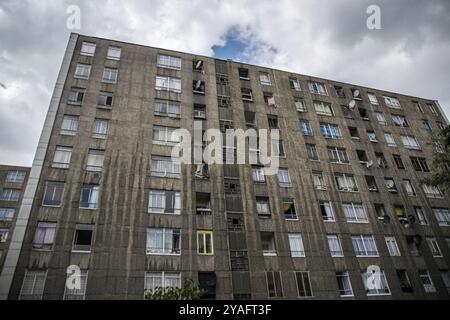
{"left": 1, "top": 0, "right": 449, "bottom": 167}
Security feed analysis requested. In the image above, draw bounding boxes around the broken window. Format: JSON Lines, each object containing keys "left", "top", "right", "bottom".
{"left": 227, "top": 214, "right": 244, "bottom": 231}
{"left": 283, "top": 199, "right": 297, "bottom": 220}
{"left": 375, "top": 152, "right": 388, "bottom": 168}
{"left": 241, "top": 88, "right": 253, "bottom": 102}
{"left": 73, "top": 224, "right": 94, "bottom": 252}
{"left": 365, "top": 176, "right": 378, "bottom": 192}
{"left": 335, "top": 86, "right": 346, "bottom": 98}
{"left": 359, "top": 108, "right": 369, "bottom": 120}
{"left": 263, "top": 92, "right": 275, "bottom": 106}
{"left": 348, "top": 126, "right": 359, "bottom": 139}
{"left": 267, "top": 115, "right": 278, "bottom": 129}
{"left": 196, "top": 193, "right": 211, "bottom": 215}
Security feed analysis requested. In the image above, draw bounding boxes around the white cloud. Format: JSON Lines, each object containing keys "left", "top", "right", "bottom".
{"left": 0, "top": 0, "right": 449, "bottom": 166}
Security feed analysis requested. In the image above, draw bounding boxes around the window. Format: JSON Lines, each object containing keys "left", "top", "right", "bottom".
{"left": 348, "top": 126, "right": 359, "bottom": 139}
{"left": 375, "top": 112, "right": 386, "bottom": 125}
{"left": 97, "top": 91, "right": 113, "bottom": 109}
{"left": 351, "top": 88, "right": 362, "bottom": 100}
{"left": 150, "top": 155, "right": 181, "bottom": 178}
{"left": 271, "top": 139, "right": 285, "bottom": 157}
{"left": 384, "top": 178, "right": 398, "bottom": 193}
{"left": 145, "top": 272, "right": 181, "bottom": 294}
{"left": 61, "top": 115, "right": 79, "bottom": 136}
{"left": 314, "top": 101, "right": 333, "bottom": 116}
{"left": 375, "top": 153, "right": 387, "bottom": 168}
{"left": 341, "top": 105, "right": 353, "bottom": 119}
{"left": 259, "top": 72, "right": 271, "bottom": 85}
{"left": 427, "top": 103, "right": 437, "bottom": 115}
{"left": 368, "top": 93, "right": 379, "bottom": 105}
{"left": 313, "top": 172, "right": 326, "bottom": 190}
{"left": 241, "top": 88, "right": 253, "bottom": 102}
{"left": 335, "top": 174, "right": 358, "bottom": 192}
{"left": 0, "top": 229, "right": 8, "bottom": 242}
{"left": 74, "top": 64, "right": 91, "bottom": 80}
{"left": 239, "top": 68, "right": 249, "bottom": 80}
{"left": 146, "top": 228, "right": 181, "bottom": 255}
{"left": 64, "top": 270, "right": 88, "bottom": 300}
{"left": 198, "top": 272, "right": 217, "bottom": 299}
{"left": 91, "top": 119, "right": 109, "bottom": 139}
{"left": 52, "top": 146, "right": 72, "bottom": 169}
{"left": 263, "top": 92, "right": 275, "bottom": 106}
{"left": 423, "top": 120, "right": 432, "bottom": 132}
{"left": 397, "top": 270, "right": 413, "bottom": 293}
{"left": 400, "top": 179, "right": 415, "bottom": 196}
{"left": 102, "top": 68, "right": 118, "bottom": 84}
{"left": 352, "top": 235, "right": 378, "bottom": 256}
{"left": 266, "top": 272, "right": 283, "bottom": 298}
{"left": 365, "top": 176, "right": 378, "bottom": 192}
{"left": 245, "top": 111, "right": 256, "bottom": 128}
{"left": 80, "top": 42, "right": 96, "bottom": 56}
{"left": 252, "top": 166, "right": 265, "bottom": 183}
{"left": 290, "top": 78, "right": 301, "bottom": 91}
{"left": 33, "top": 222, "right": 56, "bottom": 250}
{"left": 0, "top": 189, "right": 20, "bottom": 201}
{"left": 19, "top": 270, "right": 47, "bottom": 300}
{"left": 422, "top": 185, "right": 443, "bottom": 198}
{"left": 433, "top": 208, "right": 450, "bottom": 226}
{"left": 193, "top": 80, "right": 205, "bottom": 95}
{"left": 299, "top": 120, "right": 313, "bottom": 136}
{"left": 320, "top": 201, "right": 335, "bottom": 221}
{"left": 0, "top": 208, "right": 14, "bottom": 221}
{"left": 197, "top": 231, "right": 214, "bottom": 255}
{"left": 327, "top": 147, "right": 349, "bottom": 164}
{"left": 419, "top": 270, "right": 436, "bottom": 293}
{"left": 196, "top": 193, "right": 211, "bottom": 215}
{"left": 79, "top": 184, "right": 99, "bottom": 209}
{"left": 153, "top": 126, "right": 180, "bottom": 145}
{"left": 393, "top": 154, "right": 405, "bottom": 169}
{"left": 367, "top": 131, "right": 378, "bottom": 143}
{"left": 6, "top": 170, "right": 26, "bottom": 183}
{"left": 385, "top": 236, "right": 401, "bottom": 256}
{"left": 42, "top": 182, "right": 64, "bottom": 207}
{"left": 342, "top": 203, "right": 368, "bottom": 223}
{"left": 86, "top": 149, "right": 105, "bottom": 172}
{"left": 68, "top": 87, "right": 85, "bottom": 105}
{"left": 154, "top": 100, "right": 181, "bottom": 118}
{"left": 410, "top": 157, "right": 430, "bottom": 172}
{"left": 415, "top": 207, "right": 428, "bottom": 225}
{"left": 426, "top": 237, "right": 442, "bottom": 257}
{"left": 295, "top": 272, "right": 313, "bottom": 298}
{"left": 256, "top": 197, "right": 270, "bottom": 217}
{"left": 336, "top": 272, "right": 353, "bottom": 296}
{"left": 157, "top": 54, "right": 181, "bottom": 70}
{"left": 148, "top": 190, "right": 180, "bottom": 215}
{"left": 306, "top": 144, "right": 319, "bottom": 161}
{"left": 383, "top": 96, "right": 401, "bottom": 109}
{"left": 392, "top": 114, "right": 409, "bottom": 127}
{"left": 440, "top": 271, "right": 450, "bottom": 293}
{"left": 267, "top": 115, "right": 278, "bottom": 129}
{"left": 327, "top": 235, "right": 343, "bottom": 257}
{"left": 261, "top": 232, "right": 276, "bottom": 256}
{"left": 230, "top": 251, "right": 249, "bottom": 271}
{"left": 73, "top": 224, "right": 94, "bottom": 252}
{"left": 320, "top": 123, "right": 342, "bottom": 139}
{"left": 194, "top": 104, "right": 206, "bottom": 119}
{"left": 107, "top": 46, "right": 121, "bottom": 60}
{"left": 288, "top": 233, "right": 305, "bottom": 257}
{"left": 359, "top": 108, "right": 369, "bottom": 120}
{"left": 401, "top": 135, "right": 420, "bottom": 150}
{"left": 283, "top": 199, "right": 297, "bottom": 220}
{"left": 277, "top": 168, "right": 292, "bottom": 187}
{"left": 308, "top": 81, "right": 327, "bottom": 95}
{"left": 193, "top": 59, "right": 204, "bottom": 72}
{"left": 413, "top": 101, "right": 423, "bottom": 113}
{"left": 295, "top": 97, "right": 306, "bottom": 112}
{"left": 362, "top": 270, "right": 390, "bottom": 295}
{"left": 436, "top": 121, "right": 445, "bottom": 131}
{"left": 334, "top": 86, "right": 345, "bottom": 98}
{"left": 155, "top": 76, "right": 181, "bottom": 93}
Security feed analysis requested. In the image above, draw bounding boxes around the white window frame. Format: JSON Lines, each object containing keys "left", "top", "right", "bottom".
{"left": 6, "top": 170, "right": 26, "bottom": 183}
{"left": 320, "top": 201, "right": 335, "bottom": 222}
{"left": 146, "top": 228, "right": 181, "bottom": 255}
{"left": 144, "top": 272, "right": 181, "bottom": 294}
{"left": 327, "top": 234, "right": 343, "bottom": 257}
{"left": 362, "top": 270, "right": 390, "bottom": 296}
{"left": 19, "top": 270, "right": 47, "bottom": 300}
{"left": 107, "top": 46, "right": 121, "bottom": 60}
{"left": 288, "top": 233, "right": 305, "bottom": 257}
{"left": 0, "top": 188, "right": 20, "bottom": 201}
{"left": 63, "top": 270, "right": 88, "bottom": 300}
{"left": 352, "top": 235, "right": 379, "bottom": 257}
{"left": 91, "top": 119, "right": 109, "bottom": 139}
{"left": 314, "top": 101, "right": 334, "bottom": 116}
{"left": 157, "top": 54, "right": 182, "bottom": 70}
{"left": 419, "top": 270, "right": 436, "bottom": 293}
{"left": 308, "top": 81, "right": 328, "bottom": 95}
{"left": 384, "top": 133, "right": 397, "bottom": 147}
{"left": 335, "top": 174, "right": 358, "bottom": 192}
{"left": 426, "top": 237, "right": 443, "bottom": 257}
{"left": 383, "top": 96, "right": 401, "bottom": 109}
{"left": 61, "top": 115, "right": 79, "bottom": 136}
{"left": 150, "top": 156, "right": 181, "bottom": 178}
{"left": 155, "top": 76, "right": 181, "bottom": 93}
{"left": 86, "top": 150, "right": 105, "bottom": 172}
{"left": 0, "top": 208, "right": 15, "bottom": 221}
{"left": 368, "top": 93, "right": 379, "bottom": 105}
{"left": 153, "top": 126, "right": 181, "bottom": 146}
{"left": 52, "top": 146, "right": 72, "bottom": 169}
{"left": 433, "top": 208, "right": 450, "bottom": 226}
{"left": 259, "top": 72, "right": 271, "bottom": 85}
{"left": 385, "top": 236, "right": 401, "bottom": 256}
{"left": 74, "top": 64, "right": 91, "bottom": 80}
{"left": 80, "top": 42, "right": 96, "bottom": 56}
{"left": 336, "top": 271, "right": 354, "bottom": 297}
{"left": 102, "top": 68, "right": 118, "bottom": 84}
{"left": 342, "top": 203, "right": 368, "bottom": 223}
{"left": 401, "top": 135, "right": 420, "bottom": 150}
{"left": 154, "top": 100, "right": 181, "bottom": 118}
{"left": 148, "top": 190, "right": 181, "bottom": 215}
{"left": 277, "top": 168, "right": 292, "bottom": 187}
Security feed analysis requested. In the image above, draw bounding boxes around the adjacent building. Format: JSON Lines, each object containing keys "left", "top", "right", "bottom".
{"left": 1, "top": 33, "right": 449, "bottom": 300}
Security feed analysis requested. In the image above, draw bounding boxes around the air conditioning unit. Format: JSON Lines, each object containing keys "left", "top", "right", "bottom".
{"left": 316, "top": 186, "right": 327, "bottom": 191}
{"left": 194, "top": 110, "right": 206, "bottom": 119}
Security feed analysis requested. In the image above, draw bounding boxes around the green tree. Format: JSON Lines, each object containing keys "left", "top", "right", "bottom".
{"left": 145, "top": 278, "right": 203, "bottom": 300}
{"left": 422, "top": 125, "right": 450, "bottom": 191}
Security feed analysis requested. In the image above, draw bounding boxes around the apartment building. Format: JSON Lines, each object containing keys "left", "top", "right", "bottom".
{"left": 0, "top": 33, "right": 449, "bottom": 300}
{"left": 0, "top": 165, "right": 30, "bottom": 273}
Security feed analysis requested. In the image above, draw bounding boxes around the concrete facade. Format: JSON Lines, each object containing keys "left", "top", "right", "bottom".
{"left": 2, "top": 33, "right": 450, "bottom": 300}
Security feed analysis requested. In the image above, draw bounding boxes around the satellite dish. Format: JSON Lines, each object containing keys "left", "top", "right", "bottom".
{"left": 366, "top": 160, "right": 374, "bottom": 169}
{"left": 386, "top": 180, "right": 395, "bottom": 188}
{"left": 353, "top": 90, "right": 360, "bottom": 98}
{"left": 195, "top": 80, "right": 202, "bottom": 89}
{"left": 349, "top": 100, "right": 356, "bottom": 109}
{"left": 196, "top": 60, "right": 203, "bottom": 69}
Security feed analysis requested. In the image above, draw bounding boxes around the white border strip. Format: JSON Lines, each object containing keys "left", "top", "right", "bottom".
{"left": 0, "top": 33, "right": 78, "bottom": 300}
